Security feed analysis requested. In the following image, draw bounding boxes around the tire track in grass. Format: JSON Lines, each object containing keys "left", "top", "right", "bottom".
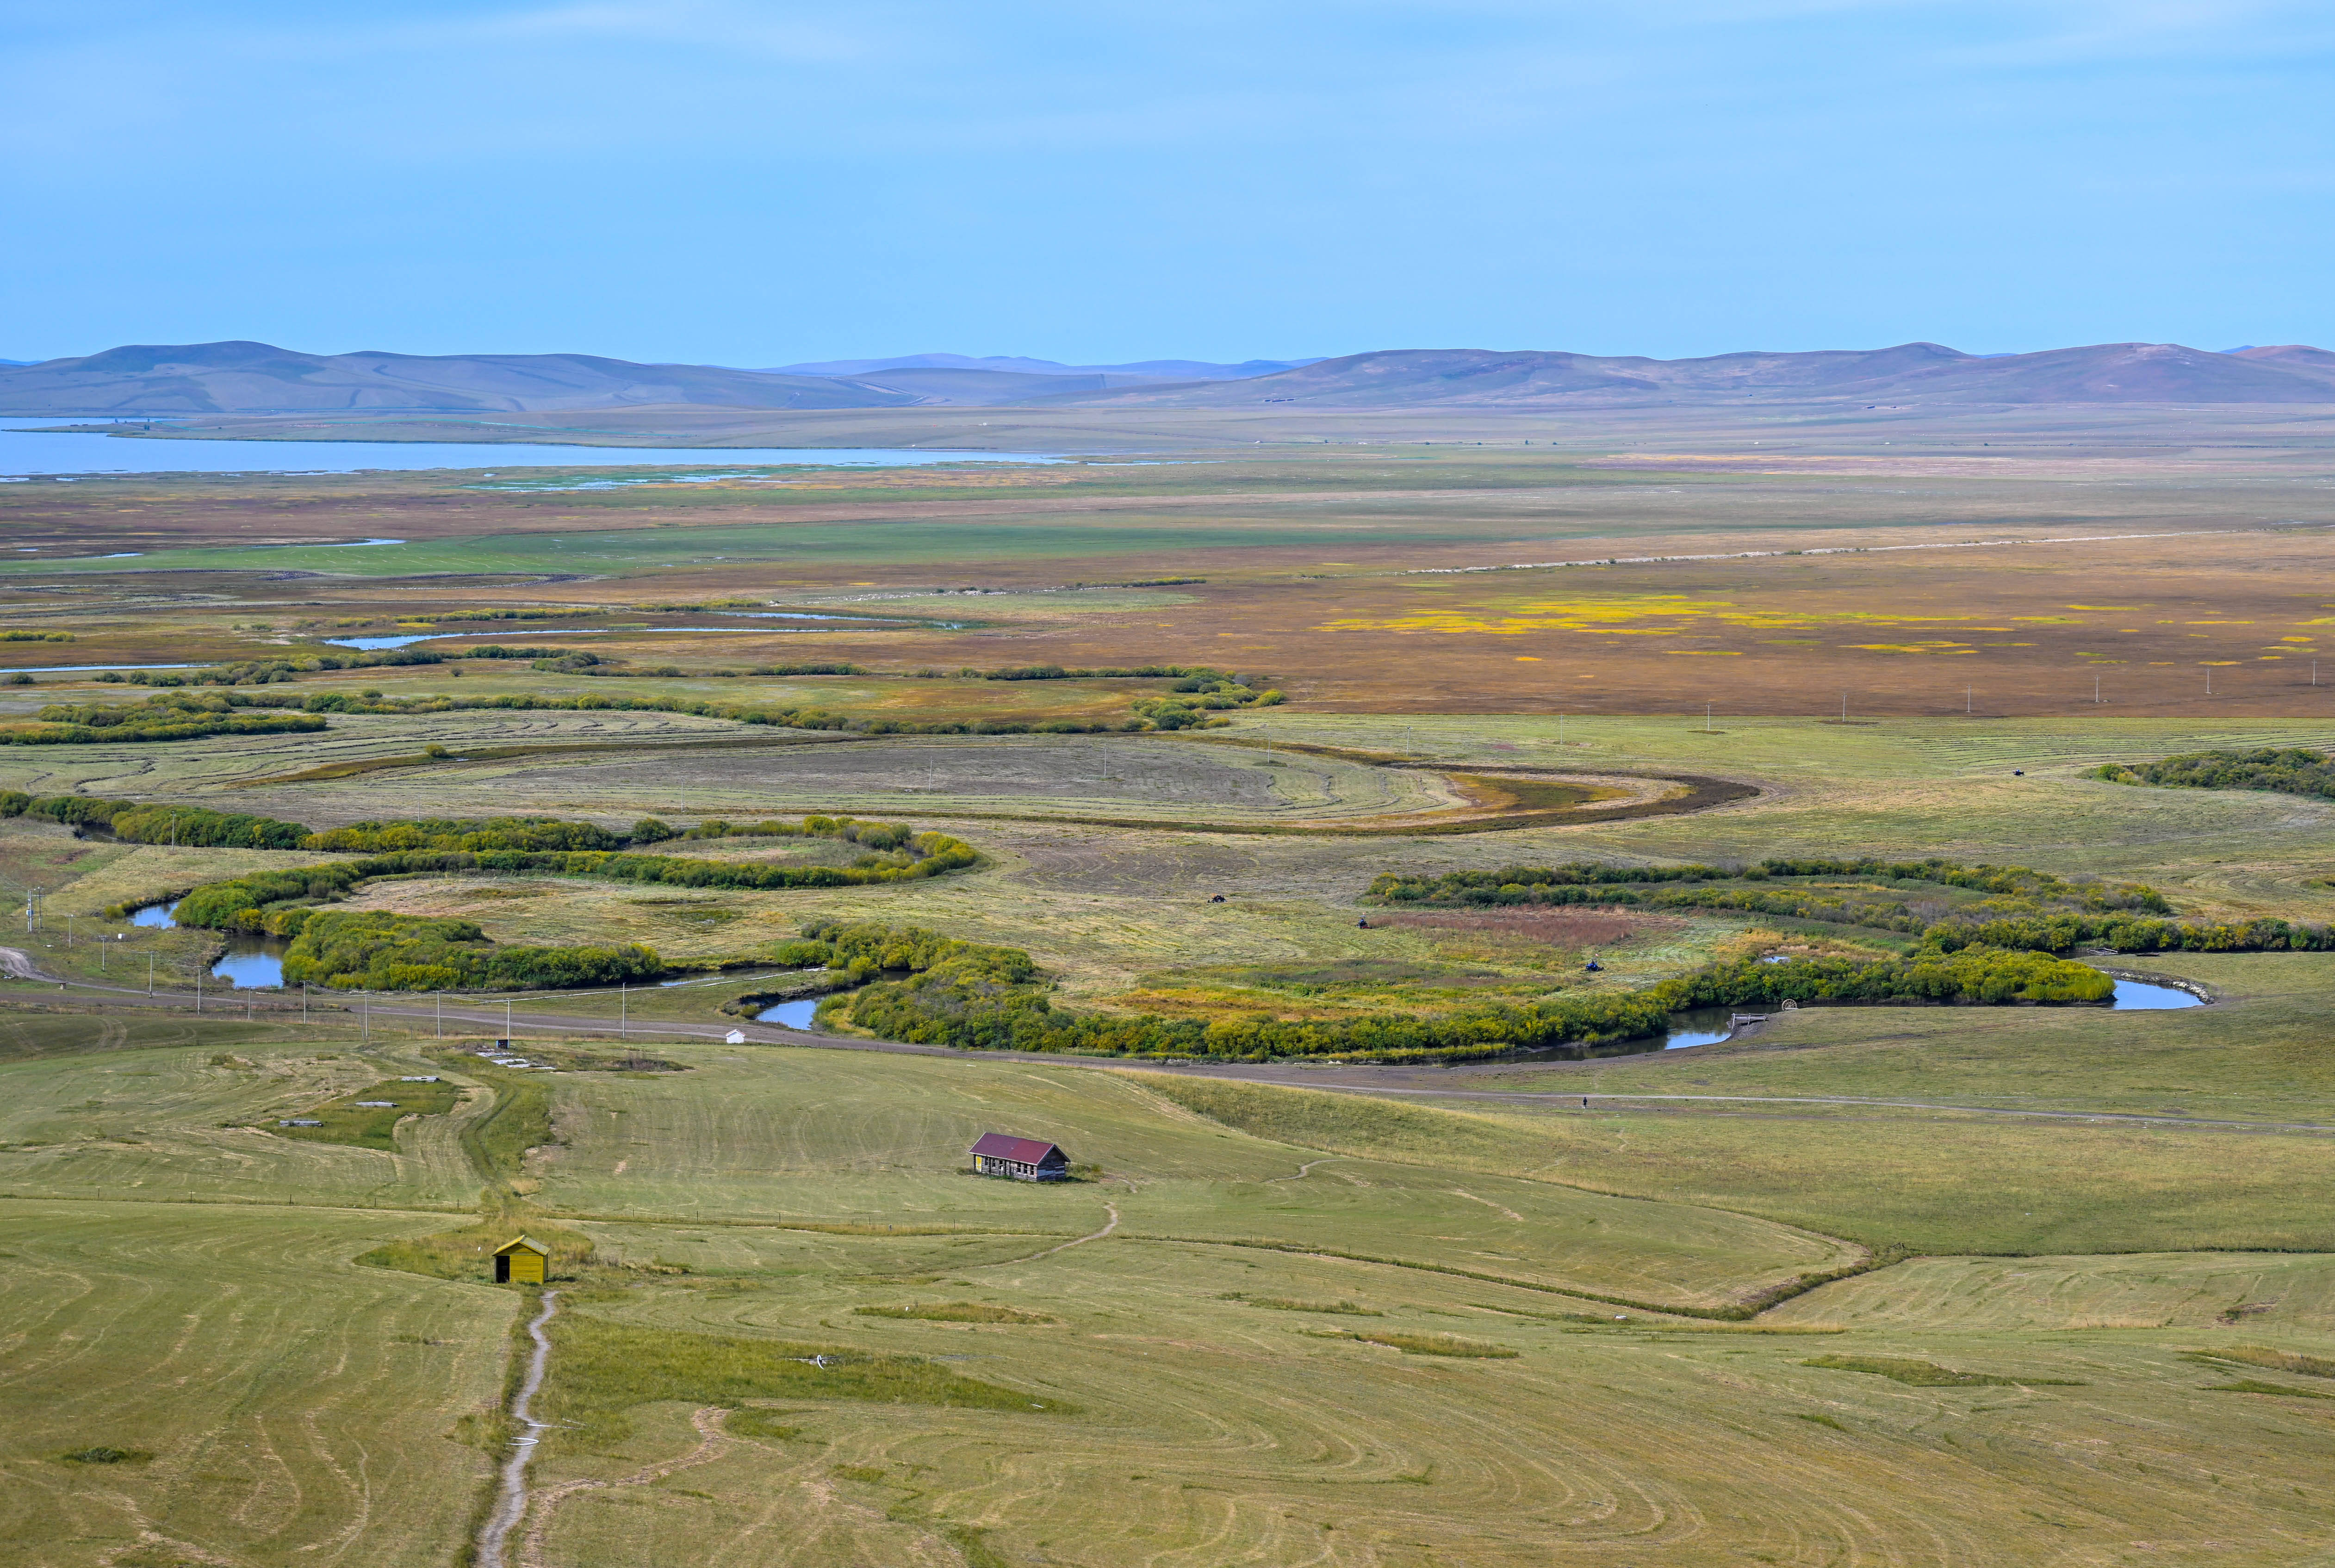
{"left": 518, "top": 1404, "right": 735, "bottom": 1568}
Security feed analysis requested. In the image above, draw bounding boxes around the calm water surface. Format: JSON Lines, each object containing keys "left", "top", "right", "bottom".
{"left": 2111, "top": 978, "right": 2202, "bottom": 1009}
{"left": 757, "top": 999, "right": 820, "bottom": 1029}
{"left": 0, "top": 428, "right": 1068, "bottom": 478}
{"left": 210, "top": 939, "right": 286, "bottom": 988}
{"left": 128, "top": 901, "right": 285, "bottom": 985}
{"left": 1661, "top": 1005, "right": 1774, "bottom": 1049}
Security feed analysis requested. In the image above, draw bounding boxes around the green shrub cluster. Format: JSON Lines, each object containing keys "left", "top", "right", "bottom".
{"left": 0, "top": 630, "right": 73, "bottom": 642}
{"left": 176, "top": 835, "right": 977, "bottom": 934}
{"left": 802, "top": 919, "right": 1039, "bottom": 986}
{"left": 107, "top": 804, "right": 308, "bottom": 849}
{"left": 1658, "top": 950, "right": 2111, "bottom": 1007}
{"left": 984, "top": 663, "right": 1211, "bottom": 680}
{"left": 90, "top": 651, "right": 1283, "bottom": 733}
{"left": 0, "top": 792, "right": 310, "bottom": 847}
{"left": 233, "top": 683, "right": 859, "bottom": 729}
{"left": 0, "top": 791, "right": 126, "bottom": 828}
{"left": 2094, "top": 747, "right": 2335, "bottom": 801}
{"left": 277, "top": 909, "right": 659, "bottom": 991}
{"left": 151, "top": 816, "right": 982, "bottom": 988}
{"left": 304, "top": 816, "right": 627, "bottom": 853}
{"left": 821, "top": 923, "right": 2113, "bottom": 1064}
{"left": 1929, "top": 913, "right": 2335, "bottom": 955}
{"left": 101, "top": 646, "right": 458, "bottom": 685}
{"left": 1359, "top": 855, "right": 2315, "bottom": 958}
{"left": 572, "top": 660, "right": 876, "bottom": 680}
{"left": 1129, "top": 669, "right": 1283, "bottom": 730}
{"left": 395, "top": 607, "right": 599, "bottom": 624}
{"left": 1371, "top": 856, "right": 2166, "bottom": 912}
{"left": 2, "top": 693, "right": 327, "bottom": 745}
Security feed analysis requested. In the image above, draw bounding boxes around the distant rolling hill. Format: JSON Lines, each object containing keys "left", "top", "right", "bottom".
{"left": 9, "top": 339, "right": 2334, "bottom": 419}
{"left": 1060, "top": 341, "right": 2335, "bottom": 409}
{"left": 796, "top": 366, "right": 1191, "bottom": 404}
{"left": 0, "top": 341, "right": 925, "bottom": 416}
{"left": 773, "top": 352, "right": 1317, "bottom": 379}
{"left": 764, "top": 353, "right": 1328, "bottom": 407}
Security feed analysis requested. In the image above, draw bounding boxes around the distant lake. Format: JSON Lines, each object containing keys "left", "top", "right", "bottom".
{"left": 0, "top": 426, "right": 1069, "bottom": 479}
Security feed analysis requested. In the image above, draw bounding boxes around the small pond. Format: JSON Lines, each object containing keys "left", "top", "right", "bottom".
{"left": 2111, "top": 978, "right": 2202, "bottom": 1010}
{"left": 210, "top": 933, "right": 287, "bottom": 988}
{"left": 132, "top": 904, "right": 285, "bottom": 987}
{"left": 756, "top": 998, "right": 820, "bottom": 1029}
{"left": 1661, "top": 1005, "right": 1775, "bottom": 1050}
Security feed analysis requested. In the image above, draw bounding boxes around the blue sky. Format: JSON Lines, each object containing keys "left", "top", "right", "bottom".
{"left": 2, "top": 2, "right": 2329, "bottom": 365}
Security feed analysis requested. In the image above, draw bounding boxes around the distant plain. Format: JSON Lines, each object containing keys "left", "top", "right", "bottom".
{"left": 5, "top": 392, "right": 2335, "bottom": 1567}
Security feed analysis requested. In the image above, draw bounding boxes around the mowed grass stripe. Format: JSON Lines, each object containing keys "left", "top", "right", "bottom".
{"left": 0, "top": 1201, "right": 511, "bottom": 1568}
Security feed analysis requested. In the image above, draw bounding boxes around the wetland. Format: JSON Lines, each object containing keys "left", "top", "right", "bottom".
{"left": 5, "top": 424, "right": 2335, "bottom": 1568}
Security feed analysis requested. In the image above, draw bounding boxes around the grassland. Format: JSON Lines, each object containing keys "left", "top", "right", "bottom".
{"left": 7, "top": 434, "right": 2335, "bottom": 1565}
{"left": 0, "top": 1202, "right": 511, "bottom": 1568}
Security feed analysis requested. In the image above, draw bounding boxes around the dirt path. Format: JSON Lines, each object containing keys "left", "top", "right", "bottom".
{"left": 989, "top": 1202, "right": 1121, "bottom": 1267}
{"left": 478, "top": 1290, "right": 559, "bottom": 1568}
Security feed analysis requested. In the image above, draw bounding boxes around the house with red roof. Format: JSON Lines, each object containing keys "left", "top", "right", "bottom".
{"left": 970, "top": 1132, "right": 1070, "bottom": 1182}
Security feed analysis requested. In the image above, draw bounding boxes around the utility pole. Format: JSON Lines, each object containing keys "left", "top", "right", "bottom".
{"left": 302, "top": 983, "right": 308, "bottom": 1025}
{"left": 436, "top": 994, "right": 442, "bottom": 1039}
{"left": 1840, "top": 692, "right": 1848, "bottom": 722}
{"left": 1966, "top": 687, "right": 1973, "bottom": 714}
{"left": 621, "top": 982, "right": 628, "bottom": 1038}
{"left": 2094, "top": 674, "right": 2102, "bottom": 705}
{"left": 2207, "top": 668, "right": 2214, "bottom": 697}
{"left": 1704, "top": 702, "right": 1713, "bottom": 733}
{"left": 195, "top": 972, "right": 202, "bottom": 1014}
{"left": 148, "top": 953, "right": 155, "bottom": 995}
{"left": 506, "top": 997, "right": 513, "bottom": 1040}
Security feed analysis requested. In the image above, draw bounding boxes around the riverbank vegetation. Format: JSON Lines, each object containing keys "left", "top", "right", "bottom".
{"left": 0, "top": 693, "right": 327, "bottom": 745}
{"left": 2094, "top": 746, "right": 2335, "bottom": 801}
{"left": 1366, "top": 856, "right": 2335, "bottom": 956}
{"left": 115, "top": 814, "right": 980, "bottom": 990}
{"left": 87, "top": 651, "right": 1280, "bottom": 735}
{"left": 813, "top": 919, "right": 2112, "bottom": 1063}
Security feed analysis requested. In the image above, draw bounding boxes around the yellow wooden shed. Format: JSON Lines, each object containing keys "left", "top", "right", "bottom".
{"left": 493, "top": 1235, "right": 549, "bottom": 1284}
